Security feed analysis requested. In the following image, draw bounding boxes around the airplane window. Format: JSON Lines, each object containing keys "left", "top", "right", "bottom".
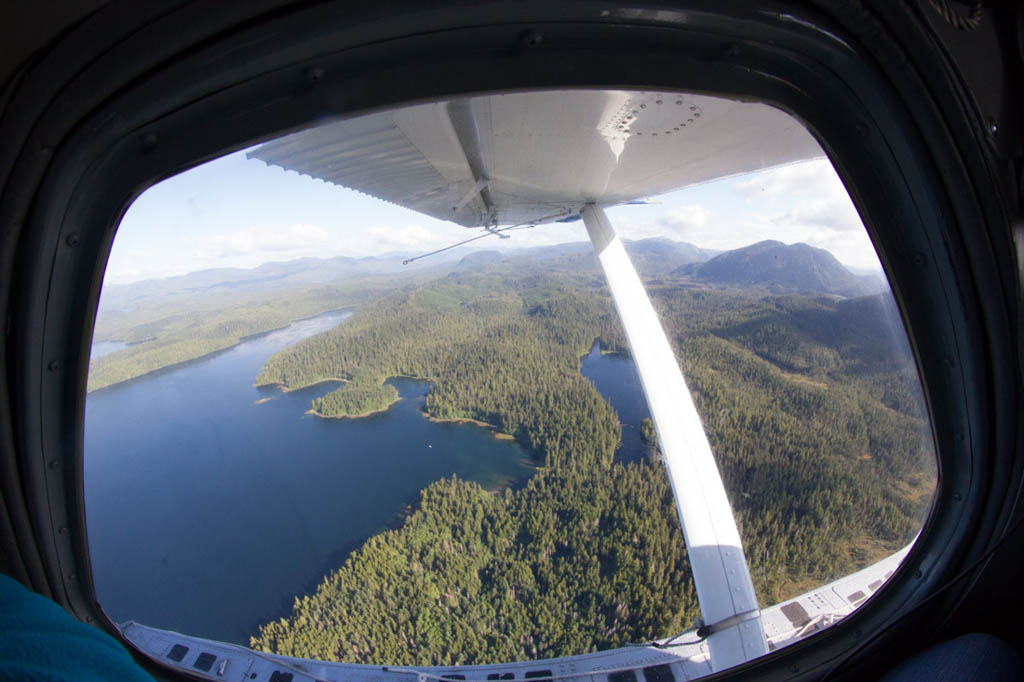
{"left": 84, "top": 90, "right": 935, "bottom": 679}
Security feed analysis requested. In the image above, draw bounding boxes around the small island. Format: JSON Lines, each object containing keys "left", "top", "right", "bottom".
{"left": 310, "top": 373, "right": 400, "bottom": 418}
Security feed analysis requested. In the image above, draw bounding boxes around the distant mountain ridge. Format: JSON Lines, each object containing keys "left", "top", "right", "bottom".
{"left": 496, "top": 238, "right": 718, "bottom": 276}
{"left": 677, "top": 239, "right": 876, "bottom": 297}
{"left": 456, "top": 250, "right": 507, "bottom": 268}
{"left": 622, "top": 237, "right": 720, "bottom": 275}
{"left": 101, "top": 237, "right": 878, "bottom": 316}
{"left": 99, "top": 252, "right": 460, "bottom": 312}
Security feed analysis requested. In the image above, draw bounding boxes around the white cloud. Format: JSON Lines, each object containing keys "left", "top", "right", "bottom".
{"left": 382, "top": 220, "right": 588, "bottom": 254}
{"left": 593, "top": 204, "right": 715, "bottom": 246}
{"left": 107, "top": 223, "right": 363, "bottom": 284}
{"left": 656, "top": 204, "right": 713, "bottom": 238}
{"left": 194, "top": 224, "right": 331, "bottom": 259}
{"left": 749, "top": 162, "right": 878, "bottom": 269}
{"left": 735, "top": 159, "right": 849, "bottom": 205}
{"left": 358, "top": 223, "right": 461, "bottom": 254}
{"left": 774, "top": 199, "right": 861, "bottom": 233}
{"left": 102, "top": 248, "right": 178, "bottom": 285}
{"left": 599, "top": 159, "right": 883, "bottom": 270}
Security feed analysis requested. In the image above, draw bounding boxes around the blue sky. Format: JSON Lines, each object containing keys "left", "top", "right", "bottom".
{"left": 105, "top": 147, "right": 882, "bottom": 285}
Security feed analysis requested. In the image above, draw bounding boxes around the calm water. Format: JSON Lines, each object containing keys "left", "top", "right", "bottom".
{"left": 85, "top": 312, "right": 538, "bottom": 644}
{"left": 579, "top": 342, "right": 652, "bottom": 464}
{"left": 90, "top": 339, "right": 127, "bottom": 358}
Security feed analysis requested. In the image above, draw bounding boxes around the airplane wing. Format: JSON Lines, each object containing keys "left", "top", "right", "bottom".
{"left": 248, "top": 90, "right": 822, "bottom": 225}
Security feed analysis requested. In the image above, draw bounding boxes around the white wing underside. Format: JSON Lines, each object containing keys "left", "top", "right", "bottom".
{"left": 248, "top": 90, "right": 822, "bottom": 225}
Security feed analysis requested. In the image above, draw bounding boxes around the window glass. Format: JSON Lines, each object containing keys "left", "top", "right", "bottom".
{"left": 86, "top": 89, "right": 935, "bottom": 675}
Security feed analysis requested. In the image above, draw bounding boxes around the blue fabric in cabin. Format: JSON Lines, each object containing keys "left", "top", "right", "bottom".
{"left": 0, "top": 573, "right": 154, "bottom": 681}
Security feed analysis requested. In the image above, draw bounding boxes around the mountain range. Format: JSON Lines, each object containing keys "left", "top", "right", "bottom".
{"left": 99, "top": 237, "right": 884, "bottom": 316}
{"left": 675, "top": 239, "right": 880, "bottom": 297}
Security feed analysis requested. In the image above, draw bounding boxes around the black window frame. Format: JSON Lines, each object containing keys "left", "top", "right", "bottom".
{"left": 3, "top": 1, "right": 1015, "bottom": 680}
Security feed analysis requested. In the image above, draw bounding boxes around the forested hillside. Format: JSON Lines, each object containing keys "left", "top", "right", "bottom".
{"left": 88, "top": 277, "right": 407, "bottom": 391}
{"left": 257, "top": 273, "right": 626, "bottom": 467}
{"left": 88, "top": 238, "right": 839, "bottom": 391}
{"left": 677, "top": 240, "right": 876, "bottom": 297}
{"left": 251, "top": 262, "right": 934, "bottom": 665}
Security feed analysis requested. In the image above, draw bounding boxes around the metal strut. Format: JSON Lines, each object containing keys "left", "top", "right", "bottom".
{"left": 581, "top": 205, "right": 767, "bottom": 672}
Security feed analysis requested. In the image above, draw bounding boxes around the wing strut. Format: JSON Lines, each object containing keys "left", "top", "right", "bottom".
{"left": 581, "top": 205, "right": 767, "bottom": 672}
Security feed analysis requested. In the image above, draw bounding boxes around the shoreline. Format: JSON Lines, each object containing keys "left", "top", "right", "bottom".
{"left": 89, "top": 309, "right": 353, "bottom": 394}
{"left": 89, "top": 341, "right": 241, "bottom": 394}
{"left": 284, "top": 370, "right": 518, "bottom": 443}
{"left": 576, "top": 338, "right": 628, "bottom": 365}
{"left": 271, "top": 375, "right": 514, "bottom": 449}
{"left": 270, "top": 373, "right": 424, "bottom": 416}
{"left": 255, "top": 376, "right": 348, "bottom": 393}
{"left": 421, "top": 409, "right": 516, "bottom": 441}
{"left": 304, "top": 395, "right": 401, "bottom": 420}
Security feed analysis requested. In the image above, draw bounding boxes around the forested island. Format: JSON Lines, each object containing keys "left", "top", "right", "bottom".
{"left": 306, "top": 372, "right": 401, "bottom": 418}
{"left": 248, "top": 257, "right": 934, "bottom": 665}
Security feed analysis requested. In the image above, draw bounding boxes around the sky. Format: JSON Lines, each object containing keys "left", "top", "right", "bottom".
{"left": 105, "top": 143, "right": 882, "bottom": 285}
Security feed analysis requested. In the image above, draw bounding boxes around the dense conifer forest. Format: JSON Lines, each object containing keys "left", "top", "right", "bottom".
{"left": 250, "top": 261, "right": 934, "bottom": 665}
{"left": 310, "top": 370, "right": 400, "bottom": 418}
